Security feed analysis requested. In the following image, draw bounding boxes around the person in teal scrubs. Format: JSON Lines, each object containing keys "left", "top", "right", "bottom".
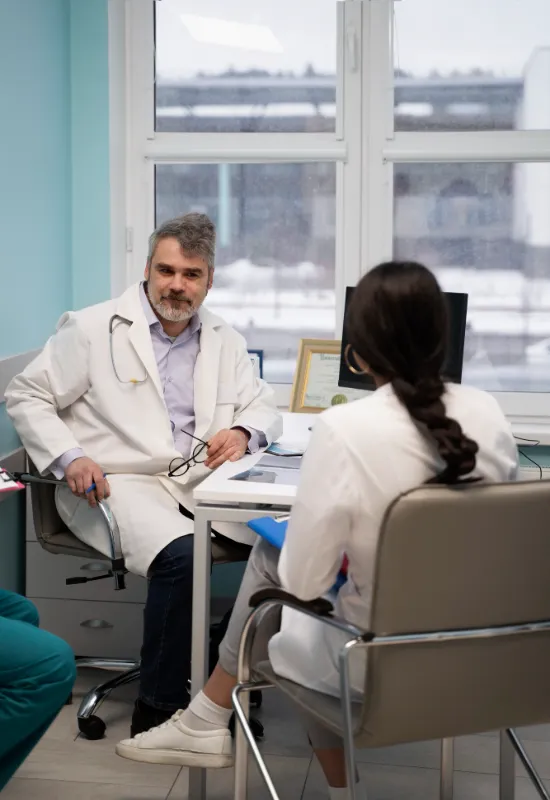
{"left": 0, "top": 588, "right": 76, "bottom": 790}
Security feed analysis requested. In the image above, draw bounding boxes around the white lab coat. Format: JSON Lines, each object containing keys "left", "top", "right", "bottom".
{"left": 5, "top": 283, "right": 282, "bottom": 575}
{"left": 268, "top": 382, "right": 518, "bottom": 697}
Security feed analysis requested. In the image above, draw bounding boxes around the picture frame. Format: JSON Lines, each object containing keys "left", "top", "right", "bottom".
{"left": 289, "top": 338, "right": 368, "bottom": 413}
{"left": 248, "top": 349, "right": 264, "bottom": 380}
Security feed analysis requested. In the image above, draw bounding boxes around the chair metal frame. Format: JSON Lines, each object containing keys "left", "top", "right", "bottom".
{"left": 15, "top": 470, "right": 140, "bottom": 737}
{"left": 232, "top": 595, "right": 550, "bottom": 800}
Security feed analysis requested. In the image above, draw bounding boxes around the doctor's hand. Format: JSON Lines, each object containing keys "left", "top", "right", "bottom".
{"left": 205, "top": 428, "right": 250, "bottom": 470}
{"left": 65, "top": 457, "right": 111, "bottom": 508}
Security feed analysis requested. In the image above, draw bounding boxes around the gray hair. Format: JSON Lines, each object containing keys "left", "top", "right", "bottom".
{"left": 148, "top": 213, "right": 216, "bottom": 271}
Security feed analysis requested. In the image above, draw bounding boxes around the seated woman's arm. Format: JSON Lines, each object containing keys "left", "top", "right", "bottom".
{"left": 278, "top": 417, "right": 363, "bottom": 602}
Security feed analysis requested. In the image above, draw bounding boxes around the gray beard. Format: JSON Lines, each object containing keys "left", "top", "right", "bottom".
{"left": 153, "top": 298, "right": 196, "bottom": 323}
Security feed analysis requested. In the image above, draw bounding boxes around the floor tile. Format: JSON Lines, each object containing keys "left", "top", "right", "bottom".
{"left": 40, "top": 703, "right": 82, "bottom": 744}
{"left": 517, "top": 724, "right": 550, "bottom": 743}
{"left": 1, "top": 778, "right": 172, "bottom": 800}
{"left": 453, "top": 770, "right": 547, "bottom": 800}
{"left": 169, "top": 755, "right": 312, "bottom": 800}
{"left": 454, "top": 735, "right": 500, "bottom": 775}
{"left": 255, "top": 690, "right": 313, "bottom": 758}
{"left": 14, "top": 737, "right": 181, "bottom": 788}
{"left": 303, "top": 759, "right": 440, "bottom": 800}
{"left": 513, "top": 738, "right": 550, "bottom": 780}
{"left": 355, "top": 739, "right": 441, "bottom": 769}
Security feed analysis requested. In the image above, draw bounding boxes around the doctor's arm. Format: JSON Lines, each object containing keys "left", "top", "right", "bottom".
{"left": 278, "top": 418, "right": 359, "bottom": 602}
{"left": 5, "top": 314, "right": 91, "bottom": 476}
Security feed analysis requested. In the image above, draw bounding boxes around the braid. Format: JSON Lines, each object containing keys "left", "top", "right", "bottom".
{"left": 345, "top": 260, "right": 481, "bottom": 483}
{"left": 392, "top": 376, "right": 478, "bottom": 483}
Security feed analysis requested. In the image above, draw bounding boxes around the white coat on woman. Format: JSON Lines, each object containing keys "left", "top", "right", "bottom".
{"left": 269, "top": 382, "right": 518, "bottom": 696}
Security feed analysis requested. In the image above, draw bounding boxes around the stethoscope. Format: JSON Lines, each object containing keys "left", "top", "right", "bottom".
{"left": 109, "top": 314, "right": 149, "bottom": 385}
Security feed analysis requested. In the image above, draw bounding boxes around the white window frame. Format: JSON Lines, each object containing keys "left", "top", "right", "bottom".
{"left": 114, "top": 0, "right": 550, "bottom": 439}
{"left": 382, "top": 1, "right": 550, "bottom": 440}
{"left": 119, "top": 0, "right": 364, "bottom": 408}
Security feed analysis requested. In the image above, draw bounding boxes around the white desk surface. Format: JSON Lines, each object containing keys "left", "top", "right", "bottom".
{"left": 193, "top": 412, "right": 317, "bottom": 506}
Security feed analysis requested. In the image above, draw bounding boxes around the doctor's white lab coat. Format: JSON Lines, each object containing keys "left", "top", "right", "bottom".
{"left": 6, "top": 283, "right": 282, "bottom": 575}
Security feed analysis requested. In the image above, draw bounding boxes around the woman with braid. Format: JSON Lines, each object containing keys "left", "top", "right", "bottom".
{"left": 118, "top": 262, "right": 518, "bottom": 799}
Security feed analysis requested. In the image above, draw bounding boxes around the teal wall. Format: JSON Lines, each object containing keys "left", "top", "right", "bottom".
{"left": 0, "top": 0, "right": 111, "bottom": 593}
{"left": 70, "top": 0, "right": 111, "bottom": 311}
{"left": 0, "top": 0, "right": 72, "bottom": 591}
{"left": 0, "top": 0, "right": 72, "bottom": 360}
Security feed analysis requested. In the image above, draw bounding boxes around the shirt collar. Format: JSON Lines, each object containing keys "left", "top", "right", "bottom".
{"left": 139, "top": 281, "right": 201, "bottom": 339}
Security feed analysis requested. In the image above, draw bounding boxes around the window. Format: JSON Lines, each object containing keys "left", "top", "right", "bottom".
{"left": 155, "top": 0, "right": 338, "bottom": 133}
{"left": 155, "top": 162, "right": 336, "bottom": 383}
{"left": 394, "top": 162, "right": 550, "bottom": 392}
{"left": 394, "top": 0, "right": 550, "bottom": 132}
{"left": 123, "top": 0, "right": 550, "bottom": 435}
{"left": 126, "top": 0, "right": 360, "bottom": 400}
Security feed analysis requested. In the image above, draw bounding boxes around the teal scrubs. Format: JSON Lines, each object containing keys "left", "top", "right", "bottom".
{"left": 0, "top": 589, "right": 76, "bottom": 790}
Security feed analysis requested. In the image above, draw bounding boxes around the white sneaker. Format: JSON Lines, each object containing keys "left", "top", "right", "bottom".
{"left": 116, "top": 710, "right": 233, "bottom": 768}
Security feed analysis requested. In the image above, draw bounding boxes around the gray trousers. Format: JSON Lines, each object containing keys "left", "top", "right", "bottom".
{"left": 217, "top": 538, "right": 343, "bottom": 749}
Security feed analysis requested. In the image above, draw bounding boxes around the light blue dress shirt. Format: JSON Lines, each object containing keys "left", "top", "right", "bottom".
{"left": 50, "top": 284, "right": 263, "bottom": 478}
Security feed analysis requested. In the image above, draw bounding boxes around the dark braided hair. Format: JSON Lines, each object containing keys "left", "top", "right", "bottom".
{"left": 346, "top": 261, "right": 478, "bottom": 484}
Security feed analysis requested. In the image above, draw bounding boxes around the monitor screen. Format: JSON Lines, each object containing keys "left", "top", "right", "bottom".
{"left": 338, "top": 286, "right": 469, "bottom": 392}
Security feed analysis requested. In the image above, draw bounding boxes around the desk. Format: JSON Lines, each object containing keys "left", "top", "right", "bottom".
{"left": 189, "top": 412, "right": 315, "bottom": 800}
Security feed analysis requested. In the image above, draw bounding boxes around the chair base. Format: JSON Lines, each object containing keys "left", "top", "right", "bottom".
{"left": 75, "top": 657, "right": 140, "bottom": 740}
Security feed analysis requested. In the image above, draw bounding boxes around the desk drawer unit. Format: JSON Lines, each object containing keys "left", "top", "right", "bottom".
{"left": 33, "top": 598, "right": 144, "bottom": 660}
{"left": 26, "top": 542, "right": 147, "bottom": 604}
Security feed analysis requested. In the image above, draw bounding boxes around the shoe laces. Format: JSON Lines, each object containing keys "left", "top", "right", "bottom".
{"left": 133, "top": 709, "right": 184, "bottom": 740}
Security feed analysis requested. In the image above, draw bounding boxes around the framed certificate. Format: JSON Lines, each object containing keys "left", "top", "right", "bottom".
{"left": 289, "top": 339, "right": 369, "bottom": 413}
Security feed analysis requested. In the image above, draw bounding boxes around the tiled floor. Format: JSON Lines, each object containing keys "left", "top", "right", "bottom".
{"left": 3, "top": 667, "right": 550, "bottom": 799}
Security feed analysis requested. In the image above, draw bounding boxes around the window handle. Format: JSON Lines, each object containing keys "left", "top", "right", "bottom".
{"left": 346, "top": 25, "right": 358, "bottom": 73}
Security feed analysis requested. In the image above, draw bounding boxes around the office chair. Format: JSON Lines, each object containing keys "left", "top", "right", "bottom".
{"left": 233, "top": 480, "right": 550, "bottom": 800}
{"left": 21, "top": 462, "right": 258, "bottom": 740}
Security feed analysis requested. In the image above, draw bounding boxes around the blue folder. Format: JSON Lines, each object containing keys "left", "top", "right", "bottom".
{"left": 247, "top": 517, "right": 347, "bottom": 592}
{"left": 247, "top": 516, "right": 288, "bottom": 549}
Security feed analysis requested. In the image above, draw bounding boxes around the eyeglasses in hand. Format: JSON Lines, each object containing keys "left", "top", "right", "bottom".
{"left": 168, "top": 430, "right": 209, "bottom": 478}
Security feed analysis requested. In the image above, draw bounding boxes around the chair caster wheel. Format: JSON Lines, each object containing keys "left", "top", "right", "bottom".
{"left": 229, "top": 713, "right": 264, "bottom": 741}
{"left": 65, "top": 692, "right": 73, "bottom": 706}
{"left": 250, "top": 690, "right": 262, "bottom": 709}
{"left": 78, "top": 715, "right": 106, "bottom": 740}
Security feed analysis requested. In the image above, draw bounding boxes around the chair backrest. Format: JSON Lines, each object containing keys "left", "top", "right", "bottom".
{"left": 358, "top": 480, "right": 550, "bottom": 747}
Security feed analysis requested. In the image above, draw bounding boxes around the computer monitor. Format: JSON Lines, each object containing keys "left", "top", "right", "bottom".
{"left": 338, "top": 286, "right": 469, "bottom": 392}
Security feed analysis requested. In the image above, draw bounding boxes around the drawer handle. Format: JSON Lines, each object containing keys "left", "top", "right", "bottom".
{"left": 80, "top": 562, "right": 108, "bottom": 573}
{"left": 80, "top": 619, "right": 113, "bottom": 630}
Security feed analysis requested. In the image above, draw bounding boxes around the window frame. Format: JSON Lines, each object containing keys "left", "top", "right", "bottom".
{"left": 121, "top": 0, "right": 363, "bottom": 406}
{"left": 116, "top": 0, "right": 550, "bottom": 439}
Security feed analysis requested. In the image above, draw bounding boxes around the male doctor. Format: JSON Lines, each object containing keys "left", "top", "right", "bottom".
{"left": 6, "top": 213, "right": 282, "bottom": 736}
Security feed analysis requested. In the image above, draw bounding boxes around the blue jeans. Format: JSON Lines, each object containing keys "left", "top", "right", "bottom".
{"left": 140, "top": 525, "right": 252, "bottom": 713}
{"left": 139, "top": 535, "right": 195, "bottom": 712}
{"left": 0, "top": 590, "right": 76, "bottom": 790}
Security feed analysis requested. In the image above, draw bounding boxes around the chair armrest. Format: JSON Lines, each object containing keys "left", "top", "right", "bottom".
{"left": 12, "top": 471, "right": 64, "bottom": 487}
{"left": 14, "top": 471, "right": 127, "bottom": 590}
{"left": 251, "top": 588, "right": 334, "bottom": 616}
{"left": 249, "top": 587, "right": 373, "bottom": 642}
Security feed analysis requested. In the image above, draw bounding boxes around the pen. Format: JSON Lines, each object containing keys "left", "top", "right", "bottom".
{"left": 86, "top": 474, "right": 107, "bottom": 494}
